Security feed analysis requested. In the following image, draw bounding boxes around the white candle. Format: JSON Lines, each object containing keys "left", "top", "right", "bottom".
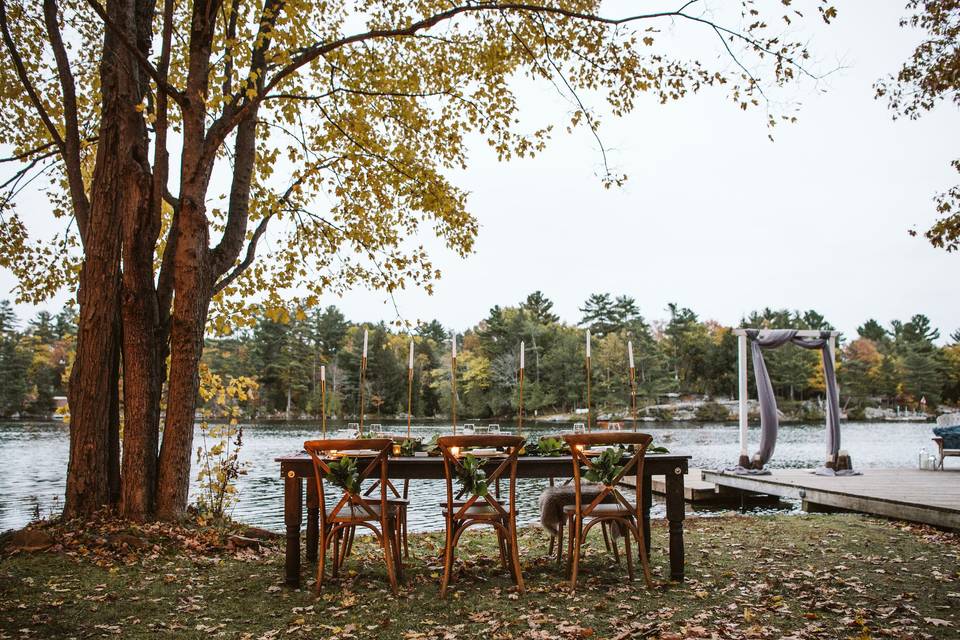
{"left": 320, "top": 365, "right": 325, "bottom": 382}
{"left": 408, "top": 340, "right": 414, "bottom": 369}
{"left": 452, "top": 333, "right": 457, "bottom": 358}
{"left": 585, "top": 330, "right": 591, "bottom": 358}
{"left": 362, "top": 329, "right": 368, "bottom": 358}
{"left": 520, "top": 341, "right": 525, "bottom": 369}
{"left": 628, "top": 341, "right": 634, "bottom": 369}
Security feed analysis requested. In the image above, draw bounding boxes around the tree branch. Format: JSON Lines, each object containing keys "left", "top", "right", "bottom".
{"left": 209, "top": 0, "right": 284, "bottom": 277}
{"left": 151, "top": 0, "right": 175, "bottom": 333}
{"left": 205, "top": 2, "right": 708, "bottom": 152}
{"left": 0, "top": 1, "right": 66, "bottom": 151}
{"left": 85, "top": 0, "right": 186, "bottom": 105}
{"left": 43, "top": 0, "right": 90, "bottom": 242}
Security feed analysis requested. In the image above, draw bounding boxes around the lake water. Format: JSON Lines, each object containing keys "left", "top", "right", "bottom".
{"left": 0, "top": 420, "right": 938, "bottom": 534}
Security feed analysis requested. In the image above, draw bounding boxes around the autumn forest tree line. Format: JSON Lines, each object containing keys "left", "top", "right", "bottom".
{"left": 2, "top": 292, "right": 957, "bottom": 421}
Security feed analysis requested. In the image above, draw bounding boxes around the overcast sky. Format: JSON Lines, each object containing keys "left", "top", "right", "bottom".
{"left": 2, "top": 2, "right": 957, "bottom": 340}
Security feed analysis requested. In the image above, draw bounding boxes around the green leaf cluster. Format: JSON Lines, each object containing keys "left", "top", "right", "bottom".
{"left": 582, "top": 448, "right": 626, "bottom": 487}
{"left": 326, "top": 456, "right": 360, "bottom": 495}
{"left": 454, "top": 453, "right": 488, "bottom": 498}
{"left": 535, "top": 436, "right": 567, "bottom": 457}
{"left": 398, "top": 438, "right": 420, "bottom": 457}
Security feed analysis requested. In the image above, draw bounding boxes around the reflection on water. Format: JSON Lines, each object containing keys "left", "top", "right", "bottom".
{"left": 0, "top": 420, "right": 937, "bottom": 533}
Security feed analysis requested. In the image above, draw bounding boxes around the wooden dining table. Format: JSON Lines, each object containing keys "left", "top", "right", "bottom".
{"left": 276, "top": 452, "right": 691, "bottom": 587}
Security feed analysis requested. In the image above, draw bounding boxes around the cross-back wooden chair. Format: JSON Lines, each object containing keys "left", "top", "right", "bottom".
{"left": 563, "top": 432, "right": 654, "bottom": 590}
{"left": 437, "top": 435, "right": 526, "bottom": 598}
{"left": 303, "top": 438, "right": 402, "bottom": 595}
{"left": 362, "top": 457, "right": 410, "bottom": 558}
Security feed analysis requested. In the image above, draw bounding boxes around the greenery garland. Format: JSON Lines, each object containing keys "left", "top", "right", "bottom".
{"left": 327, "top": 456, "right": 360, "bottom": 495}
{"left": 454, "top": 453, "right": 489, "bottom": 498}
{"left": 582, "top": 448, "right": 626, "bottom": 486}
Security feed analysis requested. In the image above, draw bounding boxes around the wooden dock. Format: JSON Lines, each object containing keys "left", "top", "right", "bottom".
{"left": 702, "top": 468, "right": 960, "bottom": 529}
{"left": 625, "top": 469, "right": 720, "bottom": 502}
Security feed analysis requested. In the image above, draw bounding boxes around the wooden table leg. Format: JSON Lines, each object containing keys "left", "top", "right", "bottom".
{"left": 284, "top": 472, "right": 303, "bottom": 587}
{"left": 306, "top": 476, "right": 319, "bottom": 563}
{"left": 642, "top": 473, "right": 652, "bottom": 555}
{"left": 664, "top": 465, "right": 686, "bottom": 582}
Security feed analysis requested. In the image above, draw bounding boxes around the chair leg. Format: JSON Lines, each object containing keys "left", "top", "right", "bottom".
{"left": 508, "top": 518, "right": 525, "bottom": 593}
{"left": 565, "top": 515, "right": 575, "bottom": 578}
{"left": 548, "top": 532, "right": 555, "bottom": 557}
{"left": 634, "top": 526, "right": 654, "bottom": 589}
{"left": 601, "top": 521, "right": 613, "bottom": 553}
{"left": 624, "top": 529, "right": 635, "bottom": 582}
{"left": 556, "top": 520, "right": 564, "bottom": 566}
{"left": 382, "top": 528, "right": 399, "bottom": 595}
{"left": 569, "top": 517, "right": 582, "bottom": 590}
{"left": 316, "top": 527, "right": 327, "bottom": 595}
{"left": 344, "top": 525, "right": 356, "bottom": 558}
{"left": 439, "top": 520, "right": 455, "bottom": 598}
{"left": 331, "top": 527, "right": 341, "bottom": 578}
{"left": 497, "top": 528, "right": 509, "bottom": 570}
{"left": 609, "top": 523, "right": 621, "bottom": 565}
{"left": 392, "top": 516, "right": 404, "bottom": 583}
{"left": 339, "top": 526, "right": 351, "bottom": 566}
{"left": 402, "top": 507, "right": 410, "bottom": 559}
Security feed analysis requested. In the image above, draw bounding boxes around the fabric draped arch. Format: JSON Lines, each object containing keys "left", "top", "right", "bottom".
{"left": 731, "top": 328, "right": 857, "bottom": 476}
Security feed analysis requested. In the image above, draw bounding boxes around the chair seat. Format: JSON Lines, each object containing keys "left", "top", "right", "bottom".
{"left": 562, "top": 502, "right": 637, "bottom": 518}
{"left": 443, "top": 504, "right": 504, "bottom": 519}
{"left": 327, "top": 502, "right": 400, "bottom": 521}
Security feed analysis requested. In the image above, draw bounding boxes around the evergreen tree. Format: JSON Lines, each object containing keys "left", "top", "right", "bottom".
{"left": 579, "top": 293, "right": 617, "bottom": 337}
{"left": 858, "top": 319, "right": 888, "bottom": 344}
{"left": 902, "top": 348, "right": 943, "bottom": 405}
{"left": 312, "top": 306, "right": 349, "bottom": 358}
{"left": 28, "top": 311, "right": 56, "bottom": 343}
{"left": 521, "top": 291, "right": 559, "bottom": 325}
{"left": 416, "top": 319, "right": 448, "bottom": 345}
{"left": 0, "top": 301, "right": 31, "bottom": 416}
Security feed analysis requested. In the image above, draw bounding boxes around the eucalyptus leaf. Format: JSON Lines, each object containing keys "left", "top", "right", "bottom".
{"left": 327, "top": 456, "right": 360, "bottom": 495}
{"left": 582, "top": 448, "right": 626, "bottom": 486}
{"left": 454, "top": 453, "right": 489, "bottom": 498}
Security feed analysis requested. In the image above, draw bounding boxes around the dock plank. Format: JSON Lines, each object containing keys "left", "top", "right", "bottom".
{"left": 702, "top": 468, "right": 960, "bottom": 529}
{"left": 624, "top": 469, "right": 719, "bottom": 502}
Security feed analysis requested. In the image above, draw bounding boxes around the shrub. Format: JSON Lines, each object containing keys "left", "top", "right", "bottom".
{"left": 695, "top": 401, "right": 731, "bottom": 422}
{"left": 194, "top": 366, "right": 258, "bottom": 522}
{"left": 647, "top": 407, "right": 674, "bottom": 421}
{"left": 846, "top": 405, "right": 866, "bottom": 421}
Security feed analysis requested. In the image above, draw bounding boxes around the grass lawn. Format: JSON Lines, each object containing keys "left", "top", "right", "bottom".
{"left": 1, "top": 514, "right": 959, "bottom": 639}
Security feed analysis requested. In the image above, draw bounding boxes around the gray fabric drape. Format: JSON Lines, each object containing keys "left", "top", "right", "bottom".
{"left": 730, "top": 329, "right": 852, "bottom": 475}
{"left": 749, "top": 329, "right": 798, "bottom": 466}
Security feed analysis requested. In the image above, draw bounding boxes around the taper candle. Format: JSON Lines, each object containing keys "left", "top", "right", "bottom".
{"left": 586, "top": 330, "right": 591, "bottom": 358}
{"left": 519, "top": 341, "right": 525, "bottom": 369}
{"left": 628, "top": 341, "right": 634, "bottom": 368}
{"left": 408, "top": 340, "right": 414, "bottom": 369}
{"left": 452, "top": 333, "right": 457, "bottom": 358}
{"left": 362, "top": 329, "right": 368, "bottom": 358}
{"left": 320, "top": 364, "right": 325, "bottom": 381}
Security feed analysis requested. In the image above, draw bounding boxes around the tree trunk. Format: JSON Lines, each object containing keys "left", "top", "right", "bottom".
{"left": 108, "top": 329, "right": 121, "bottom": 506}
{"left": 105, "top": 0, "right": 166, "bottom": 521}
{"left": 120, "top": 206, "right": 162, "bottom": 519}
{"left": 155, "top": 202, "right": 211, "bottom": 519}
{"left": 63, "top": 0, "right": 138, "bottom": 518}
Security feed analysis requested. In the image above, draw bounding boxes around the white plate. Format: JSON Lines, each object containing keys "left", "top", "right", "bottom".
{"left": 469, "top": 448, "right": 499, "bottom": 456}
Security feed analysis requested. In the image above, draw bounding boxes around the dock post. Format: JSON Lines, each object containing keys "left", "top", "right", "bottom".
{"left": 737, "top": 334, "right": 749, "bottom": 467}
